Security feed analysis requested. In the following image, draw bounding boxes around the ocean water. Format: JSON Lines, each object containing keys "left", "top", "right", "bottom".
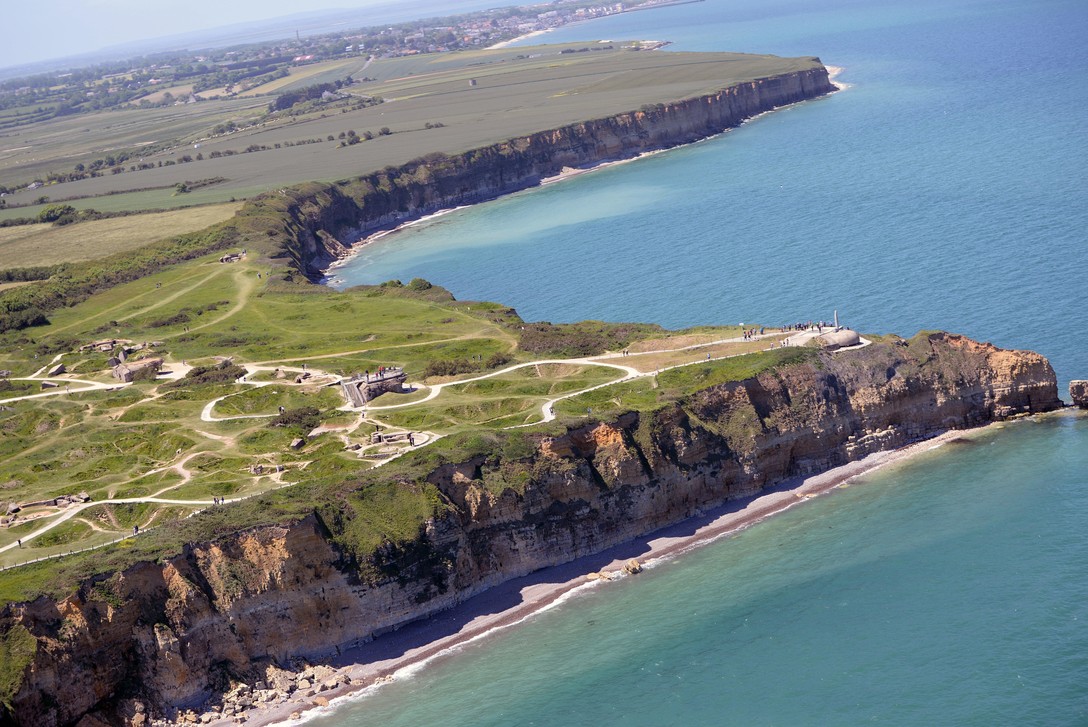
{"left": 309, "top": 417, "right": 1088, "bottom": 726}
{"left": 320, "top": 0, "right": 1088, "bottom": 723}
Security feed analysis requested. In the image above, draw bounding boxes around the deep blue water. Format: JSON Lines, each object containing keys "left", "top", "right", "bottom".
{"left": 319, "top": 0, "right": 1088, "bottom": 723}
{"left": 336, "top": 0, "right": 1087, "bottom": 388}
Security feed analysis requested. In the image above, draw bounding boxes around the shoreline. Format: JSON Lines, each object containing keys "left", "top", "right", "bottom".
{"left": 322, "top": 149, "right": 670, "bottom": 285}
{"left": 222, "top": 420, "right": 1000, "bottom": 727}
{"left": 323, "top": 69, "right": 845, "bottom": 287}
{"left": 487, "top": 29, "right": 554, "bottom": 49}
{"left": 487, "top": 0, "right": 707, "bottom": 49}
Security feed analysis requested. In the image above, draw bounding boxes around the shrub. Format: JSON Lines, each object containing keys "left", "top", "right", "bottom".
{"left": 486, "top": 352, "right": 512, "bottom": 368}
{"left": 423, "top": 359, "right": 480, "bottom": 378}
{"left": 37, "top": 204, "right": 76, "bottom": 223}
{"left": 269, "top": 406, "right": 321, "bottom": 431}
{"left": 162, "top": 363, "right": 246, "bottom": 390}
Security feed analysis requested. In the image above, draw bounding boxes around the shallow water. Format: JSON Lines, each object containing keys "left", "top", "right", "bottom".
{"left": 320, "top": 0, "right": 1088, "bottom": 723}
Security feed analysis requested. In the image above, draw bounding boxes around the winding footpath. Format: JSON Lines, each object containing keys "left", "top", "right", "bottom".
{"left": 3, "top": 327, "right": 867, "bottom": 566}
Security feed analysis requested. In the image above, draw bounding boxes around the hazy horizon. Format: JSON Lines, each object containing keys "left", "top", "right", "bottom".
{"left": 3, "top": 0, "right": 512, "bottom": 74}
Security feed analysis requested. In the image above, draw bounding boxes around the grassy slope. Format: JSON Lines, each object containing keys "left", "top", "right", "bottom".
{"left": 0, "top": 242, "right": 784, "bottom": 590}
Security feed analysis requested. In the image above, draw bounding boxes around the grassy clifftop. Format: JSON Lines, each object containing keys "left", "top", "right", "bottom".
{"left": 0, "top": 45, "right": 826, "bottom": 217}
{"left": 0, "top": 234, "right": 781, "bottom": 599}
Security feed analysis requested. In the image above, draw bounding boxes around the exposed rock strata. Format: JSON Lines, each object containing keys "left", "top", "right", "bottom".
{"left": 0, "top": 333, "right": 1062, "bottom": 726}
{"left": 250, "top": 66, "right": 836, "bottom": 280}
{"left": 1070, "top": 380, "right": 1088, "bottom": 408}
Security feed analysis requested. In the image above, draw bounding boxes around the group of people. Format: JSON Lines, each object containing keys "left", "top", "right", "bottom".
{"left": 781, "top": 321, "right": 832, "bottom": 333}
{"left": 364, "top": 365, "right": 397, "bottom": 382}
{"left": 742, "top": 327, "right": 765, "bottom": 341}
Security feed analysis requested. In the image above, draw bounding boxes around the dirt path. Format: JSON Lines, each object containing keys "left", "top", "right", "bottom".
{"left": 0, "top": 490, "right": 238, "bottom": 555}
{"left": 362, "top": 359, "right": 639, "bottom": 413}
{"left": 0, "top": 377, "right": 126, "bottom": 405}
{"left": 2, "top": 327, "right": 864, "bottom": 566}
{"left": 168, "top": 268, "right": 257, "bottom": 336}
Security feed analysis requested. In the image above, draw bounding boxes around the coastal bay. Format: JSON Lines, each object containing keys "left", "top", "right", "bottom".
{"left": 1, "top": 0, "right": 1086, "bottom": 723}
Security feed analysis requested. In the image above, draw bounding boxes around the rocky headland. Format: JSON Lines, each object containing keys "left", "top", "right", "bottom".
{"left": 0, "top": 332, "right": 1064, "bottom": 726}
{"left": 231, "top": 65, "right": 837, "bottom": 281}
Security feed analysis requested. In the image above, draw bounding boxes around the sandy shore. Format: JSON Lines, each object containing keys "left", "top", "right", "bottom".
{"left": 216, "top": 425, "right": 996, "bottom": 727}
{"left": 487, "top": 29, "right": 553, "bottom": 50}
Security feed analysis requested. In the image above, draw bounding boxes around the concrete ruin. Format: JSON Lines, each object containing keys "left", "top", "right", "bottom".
{"left": 339, "top": 367, "right": 408, "bottom": 407}
{"left": 815, "top": 329, "right": 862, "bottom": 350}
{"left": 113, "top": 357, "right": 163, "bottom": 382}
{"left": 80, "top": 338, "right": 131, "bottom": 353}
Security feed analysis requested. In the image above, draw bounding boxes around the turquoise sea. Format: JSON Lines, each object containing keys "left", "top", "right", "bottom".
{"left": 322, "top": 0, "right": 1088, "bottom": 723}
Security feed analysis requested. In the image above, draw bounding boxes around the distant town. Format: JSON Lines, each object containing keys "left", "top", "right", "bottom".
{"left": 0, "top": 0, "right": 691, "bottom": 126}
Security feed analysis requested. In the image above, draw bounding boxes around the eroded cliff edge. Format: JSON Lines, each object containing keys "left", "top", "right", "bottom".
{"left": 234, "top": 65, "right": 836, "bottom": 280}
{"left": 0, "top": 332, "right": 1062, "bottom": 726}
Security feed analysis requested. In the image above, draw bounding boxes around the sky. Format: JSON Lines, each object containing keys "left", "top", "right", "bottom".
{"left": 2, "top": 0, "right": 505, "bottom": 71}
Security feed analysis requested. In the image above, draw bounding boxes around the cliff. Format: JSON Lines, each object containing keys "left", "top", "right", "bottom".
{"left": 233, "top": 66, "right": 836, "bottom": 280}
{"left": 0, "top": 332, "right": 1062, "bottom": 726}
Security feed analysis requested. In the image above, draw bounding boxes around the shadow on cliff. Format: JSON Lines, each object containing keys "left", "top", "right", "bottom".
{"left": 328, "top": 478, "right": 810, "bottom": 672}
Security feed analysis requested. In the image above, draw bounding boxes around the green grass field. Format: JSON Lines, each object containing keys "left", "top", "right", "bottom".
{"left": 0, "top": 241, "right": 786, "bottom": 575}
{"left": 0, "top": 203, "right": 240, "bottom": 267}
{"left": 239, "top": 57, "right": 376, "bottom": 97}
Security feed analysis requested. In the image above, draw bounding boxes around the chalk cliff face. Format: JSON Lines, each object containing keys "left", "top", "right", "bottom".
{"left": 0, "top": 333, "right": 1062, "bottom": 726}
{"left": 244, "top": 66, "right": 836, "bottom": 279}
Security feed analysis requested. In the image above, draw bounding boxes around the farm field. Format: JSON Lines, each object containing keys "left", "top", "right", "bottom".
{"left": 0, "top": 96, "right": 269, "bottom": 184}
{"left": 0, "top": 45, "right": 819, "bottom": 210}
{"left": 0, "top": 202, "right": 241, "bottom": 266}
{"left": 238, "top": 56, "right": 376, "bottom": 97}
